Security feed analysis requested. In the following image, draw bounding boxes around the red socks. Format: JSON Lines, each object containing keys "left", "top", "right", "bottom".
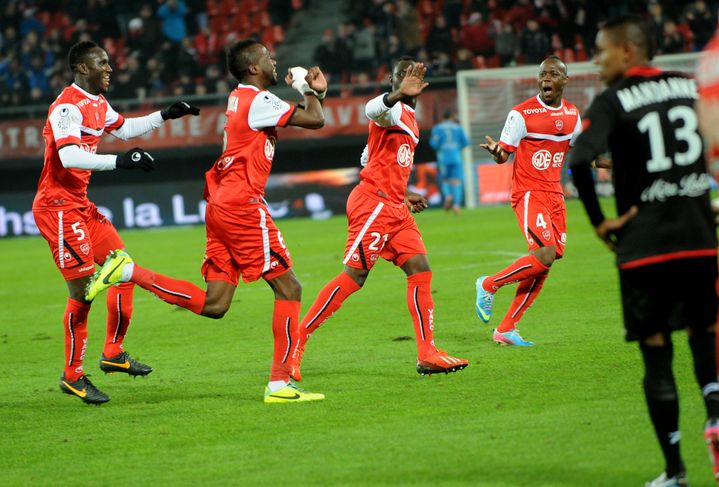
{"left": 270, "top": 300, "right": 301, "bottom": 381}
{"left": 483, "top": 254, "right": 549, "bottom": 292}
{"left": 496, "top": 272, "right": 548, "bottom": 333}
{"left": 407, "top": 271, "right": 438, "bottom": 359}
{"left": 103, "top": 282, "right": 134, "bottom": 357}
{"left": 131, "top": 264, "right": 206, "bottom": 315}
{"left": 63, "top": 298, "right": 90, "bottom": 381}
{"left": 299, "top": 272, "right": 361, "bottom": 338}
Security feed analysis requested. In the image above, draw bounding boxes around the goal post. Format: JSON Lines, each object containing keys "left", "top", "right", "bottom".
{"left": 456, "top": 52, "right": 702, "bottom": 208}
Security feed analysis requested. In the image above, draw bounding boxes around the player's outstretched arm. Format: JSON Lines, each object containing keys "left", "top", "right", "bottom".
{"left": 479, "top": 135, "right": 509, "bottom": 164}
{"left": 111, "top": 101, "right": 201, "bottom": 140}
{"left": 285, "top": 66, "right": 326, "bottom": 129}
{"left": 57, "top": 145, "right": 156, "bottom": 172}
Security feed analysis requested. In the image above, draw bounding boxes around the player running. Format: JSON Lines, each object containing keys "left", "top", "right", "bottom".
{"left": 290, "top": 58, "right": 469, "bottom": 381}
{"left": 86, "top": 40, "right": 328, "bottom": 403}
{"left": 474, "top": 55, "right": 581, "bottom": 346}
{"left": 33, "top": 40, "right": 200, "bottom": 404}
{"left": 569, "top": 15, "right": 719, "bottom": 486}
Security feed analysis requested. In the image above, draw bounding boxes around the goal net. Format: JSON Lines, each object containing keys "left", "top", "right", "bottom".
{"left": 456, "top": 53, "right": 702, "bottom": 207}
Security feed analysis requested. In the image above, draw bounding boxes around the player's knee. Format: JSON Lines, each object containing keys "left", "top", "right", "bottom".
{"left": 534, "top": 247, "right": 556, "bottom": 267}
{"left": 202, "top": 302, "right": 229, "bottom": 319}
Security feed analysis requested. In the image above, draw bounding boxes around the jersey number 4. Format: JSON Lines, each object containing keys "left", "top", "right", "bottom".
{"left": 637, "top": 107, "right": 702, "bottom": 173}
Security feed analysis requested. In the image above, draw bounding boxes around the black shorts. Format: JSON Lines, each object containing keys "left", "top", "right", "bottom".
{"left": 619, "top": 256, "right": 718, "bottom": 342}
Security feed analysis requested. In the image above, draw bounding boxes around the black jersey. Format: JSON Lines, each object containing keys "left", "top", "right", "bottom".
{"left": 569, "top": 66, "right": 716, "bottom": 268}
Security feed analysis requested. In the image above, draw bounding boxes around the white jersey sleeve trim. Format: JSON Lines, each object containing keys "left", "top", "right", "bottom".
{"left": 110, "top": 111, "right": 164, "bottom": 140}
{"left": 570, "top": 114, "right": 582, "bottom": 147}
{"left": 365, "top": 93, "right": 402, "bottom": 127}
{"left": 58, "top": 144, "right": 117, "bottom": 171}
{"left": 248, "top": 91, "right": 292, "bottom": 130}
{"left": 104, "top": 101, "right": 122, "bottom": 128}
{"left": 49, "top": 103, "right": 83, "bottom": 142}
{"left": 499, "top": 109, "right": 527, "bottom": 149}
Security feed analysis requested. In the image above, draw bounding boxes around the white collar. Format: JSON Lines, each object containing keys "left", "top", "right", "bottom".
{"left": 71, "top": 83, "right": 101, "bottom": 101}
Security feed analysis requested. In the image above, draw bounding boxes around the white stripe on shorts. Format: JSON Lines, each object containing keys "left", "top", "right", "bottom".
{"left": 259, "top": 208, "right": 270, "bottom": 273}
{"left": 58, "top": 211, "right": 65, "bottom": 269}
{"left": 343, "top": 201, "right": 384, "bottom": 265}
{"left": 523, "top": 191, "right": 531, "bottom": 242}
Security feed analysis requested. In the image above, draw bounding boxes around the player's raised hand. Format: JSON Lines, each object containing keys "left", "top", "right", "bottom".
{"left": 306, "top": 66, "right": 328, "bottom": 96}
{"left": 399, "top": 62, "right": 429, "bottom": 98}
{"left": 480, "top": 135, "right": 505, "bottom": 163}
{"left": 161, "top": 101, "right": 200, "bottom": 120}
{"left": 595, "top": 205, "right": 638, "bottom": 251}
{"left": 405, "top": 192, "right": 429, "bottom": 213}
{"left": 117, "top": 147, "right": 156, "bottom": 172}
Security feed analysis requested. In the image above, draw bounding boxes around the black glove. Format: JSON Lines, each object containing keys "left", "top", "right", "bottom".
{"left": 117, "top": 148, "right": 156, "bottom": 172}
{"left": 161, "top": 101, "right": 200, "bottom": 120}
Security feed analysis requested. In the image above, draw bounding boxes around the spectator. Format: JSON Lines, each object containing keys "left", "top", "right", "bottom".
{"left": 194, "top": 25, "right": 220, "bottom": 67}
{"left": 455, "top": 48, "right": 477, "bottom": 71}
{"left": 157, "top": 0, "right": 188, "bottom": 44}
{"left": 334, "top": 23, "right": 354, "bottom": 81}
{"left": 460, "top": 12, "right": 495, "bottom": 58}
{"left": 353, "top": 19, "right": 377, "bottom": 74}
{"left": 425, "top": 15, "right": 454, "bottom": 58}
{"left": 495, "top": 22, "right": 518, "bottom": 67}
{"left": 313, "top": 29, "right": 339, "bottom": 79}
{"left": 521, "top": 19, "right": 550, "bottom": 64}
{"left": 662, "top": 20, "right": 686, "bottom": 54}
{"left": 687, "top": 1, "right": 716, "bottom": 51}
{"left": 647, "top": 1, "right": 666, "bottom": 55}
{"left": 396, "top": 0, "right": 422, "bottom": 56}
{"left": 19, "top": 7, "right": 45, "bottom": 38}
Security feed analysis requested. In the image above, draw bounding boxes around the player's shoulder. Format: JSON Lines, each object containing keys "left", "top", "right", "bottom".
{"left": 512, "top": 95, "right": 541, "bottom": 112}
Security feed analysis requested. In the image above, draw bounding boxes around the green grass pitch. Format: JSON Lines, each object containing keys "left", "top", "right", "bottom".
{"left": 0, "top": 199, "right": 714, "bottom": 486}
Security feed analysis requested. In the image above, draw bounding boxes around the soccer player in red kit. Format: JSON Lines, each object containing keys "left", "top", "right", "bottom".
{"left": 33, "top": 41, "right": 200, "bottom": 404}
{"left": 697, "top": 25, "right": 719, "bottom": 483}
{"left": 475, "top": 55, "right": 581, "bottom": 346}
{"left": 290, "top": 58, "right": 469, "bottom": 381}
{"left": 86, "top": 40, "right": 328, "bottom": 403}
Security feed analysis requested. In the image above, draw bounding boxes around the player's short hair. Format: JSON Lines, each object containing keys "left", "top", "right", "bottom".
{"left": 227, "top": 39, "right": 262, "bottom": 82}
{"left": 68, "top": 41, "right": 100, "bottom": 73}
{"left": 600, "top": 14, "right": 655, "bottom": 61}
{"left": 542, "top": 55, "right": 567, "bottom": 75}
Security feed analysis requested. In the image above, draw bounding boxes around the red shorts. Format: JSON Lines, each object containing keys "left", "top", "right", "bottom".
{"left": 511, "top": 190, "right": 567, "bottom": 257}
{"left": 33, "top": 204, "right": 124, "bottom": 281}
{"left": 202, "top": 202, "right": 292, "bottom": 285}
{"left": 343, "top": 186, "right": 426, "bottom": 270}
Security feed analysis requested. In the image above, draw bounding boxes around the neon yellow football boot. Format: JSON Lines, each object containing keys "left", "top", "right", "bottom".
{"left": 263, "top": 382, "right": 325, "bottom": 404}
{"left": 85, "top": 249, "right": 133, "bottom": 301}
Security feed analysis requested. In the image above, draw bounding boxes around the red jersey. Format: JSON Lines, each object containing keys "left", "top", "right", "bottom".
{"left": 697, "top": 29, "right": 719, "bottom": 158}
{"left": 204, "top": 84, "right": 295, "bottom": 209}
{"left": 498, "top": 94, "right": 581, "bottom": 198}
{"left": 33, "top": 83, "right": 125, "bottom": 210}
{"left": 358, "top": 94, "right": 420, "bottom": 204}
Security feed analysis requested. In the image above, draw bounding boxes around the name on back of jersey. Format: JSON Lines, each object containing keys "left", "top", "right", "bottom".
{"left": 617, "top": 77, "right": 697, "bottom": 112}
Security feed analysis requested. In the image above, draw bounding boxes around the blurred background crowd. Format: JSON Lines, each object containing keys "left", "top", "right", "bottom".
{"left": 1, "top": 0, "right": 717, "bottom": 109}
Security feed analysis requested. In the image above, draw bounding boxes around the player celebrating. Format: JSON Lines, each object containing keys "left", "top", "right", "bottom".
{"left": 86, "top": 40, "right": 328, "bottom": 403}
{"left": 430, "top": 110, "right": 470, "bottom": 214}
{"left": 290, "top": 58, "right": 469, "bottom": 381}
{"left": 568, "top": 16, "right": 719, "bottom": 486}
{"left": 474, "top": 55, "right": 581, "bottom": 346}
{"left": 33, "top": 40, "right": 200, "bottom": 404}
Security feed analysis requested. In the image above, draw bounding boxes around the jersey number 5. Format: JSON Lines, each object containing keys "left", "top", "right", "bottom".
{"left": 637, "top": 107, "right": 702, "bottom": 173}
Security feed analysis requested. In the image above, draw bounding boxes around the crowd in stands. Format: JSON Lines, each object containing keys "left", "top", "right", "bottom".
{"left": 1, "top": 0, "right": 717, "bottom": 110}
{"left": 0, "top": 0, "right": 300, "bottom": 109}
{"left": 332, "top": 0, "right": 718, "bottom": 83}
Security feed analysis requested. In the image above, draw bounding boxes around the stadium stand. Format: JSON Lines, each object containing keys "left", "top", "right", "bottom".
{"left": 1, "top": 0, "right": 716, "bottom": 113}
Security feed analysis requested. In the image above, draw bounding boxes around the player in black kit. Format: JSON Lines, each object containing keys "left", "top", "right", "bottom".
{"left": 568, "top": 15, "right": 719, "bottom": 487}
